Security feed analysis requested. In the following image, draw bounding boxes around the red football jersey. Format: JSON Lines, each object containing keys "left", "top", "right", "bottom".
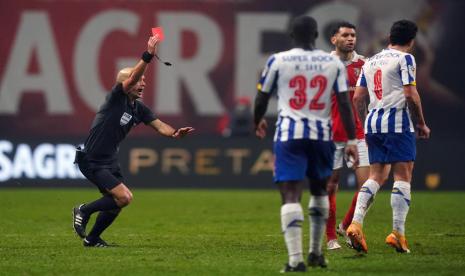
{"left": 331, "top": 51, "right": 365, "bottom": 142}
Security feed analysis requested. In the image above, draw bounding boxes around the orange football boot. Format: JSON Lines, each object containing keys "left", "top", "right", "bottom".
{"left": 385, "top": 230, "right": 411, "bottom": 253}
{"left": 346, "top": 222, "right": 368, "bottom": 253}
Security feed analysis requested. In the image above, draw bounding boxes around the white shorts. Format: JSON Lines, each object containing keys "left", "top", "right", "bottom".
{"left": 333, "top": 139, "right": 369, "bottom": 170}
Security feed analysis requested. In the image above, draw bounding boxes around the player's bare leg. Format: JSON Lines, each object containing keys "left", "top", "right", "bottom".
{"left": 326, "top": 170, "right": 341, "bottom": 250}
{"left": 307, "top": 178, "right": 329, "bottom": 268}
{"left": 386, "top": 162, "right": 413, "bottom": 253}
{"left": 279, "top": 181, "right": 306, "bottom": 272}
{"left": 347, "top": 163, "right": 390, "bottom": 253}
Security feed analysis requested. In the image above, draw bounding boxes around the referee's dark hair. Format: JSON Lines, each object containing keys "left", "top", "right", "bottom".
{"left": 389, "top": 20, "right": 418, "bottom": 46}
{"left": 290, "top": 15, "right": 318, "bottom": 45}
{"left": 330, "top": 21, "right": 356, "bottom": 37}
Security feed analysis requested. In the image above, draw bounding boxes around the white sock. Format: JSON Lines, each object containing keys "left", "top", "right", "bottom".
{"left": 391, "top": 181, "right": 411, "bottom": 235}
{"left": 308, "top": 195, "right": 329, "bottom": 256}
{"left": 353, "top": 179, "right": 380, "bottom": 225}
{"left": 281, "top": 203, "right": 304, "bottom": 267}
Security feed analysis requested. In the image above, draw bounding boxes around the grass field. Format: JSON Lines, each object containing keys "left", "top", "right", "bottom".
{"left": 1, "top": 189, "right": 464, "bottom": 275}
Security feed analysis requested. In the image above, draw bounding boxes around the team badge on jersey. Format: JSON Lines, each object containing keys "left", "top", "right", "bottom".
{"left": 408, "top": 64, "right": 416, "bottom": 79}
{"left": 120, "top": 112, "right": 132, "bottom": 126}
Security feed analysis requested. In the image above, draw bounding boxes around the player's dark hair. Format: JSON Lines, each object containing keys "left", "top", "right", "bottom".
{"left": 290, "top": 15, "right": 318, "bottom": 45}
{"left": 330, "top": 21, "right": 356, "bottom": 37}
{"left": 389, "top": 20, "right": 418, "bottom": 46}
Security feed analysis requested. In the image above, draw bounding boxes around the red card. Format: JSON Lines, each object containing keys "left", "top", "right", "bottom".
{"left": 151, "top": 27, "right": 164, "bottom": 41}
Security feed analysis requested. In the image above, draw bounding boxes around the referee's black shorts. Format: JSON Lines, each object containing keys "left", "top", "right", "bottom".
{"left": 78, "top": 161, "right": 124, "bottom": 194}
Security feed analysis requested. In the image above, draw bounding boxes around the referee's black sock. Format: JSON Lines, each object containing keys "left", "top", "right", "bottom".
{"left": 87, "top": 209, "right": 121, "bottom": 241}
{"left": 80, "top": 195, "right": 119, "bottom": 215}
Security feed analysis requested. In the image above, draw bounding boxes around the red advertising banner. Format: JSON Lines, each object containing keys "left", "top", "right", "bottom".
{"left": 0, "top": 0, "right": 464, "bottom": 137}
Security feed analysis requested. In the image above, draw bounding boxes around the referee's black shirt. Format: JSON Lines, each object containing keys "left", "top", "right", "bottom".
{"left": 83, "top": 83, "right": 156, "bottom": 167}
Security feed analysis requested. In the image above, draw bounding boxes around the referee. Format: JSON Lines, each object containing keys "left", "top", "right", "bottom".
{"left": 72, "top": 35, "right": 194, "bottom": 247}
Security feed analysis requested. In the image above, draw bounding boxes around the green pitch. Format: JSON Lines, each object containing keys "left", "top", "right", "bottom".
{"left": 1, "top": 189, "right": 464, "bottom": 275}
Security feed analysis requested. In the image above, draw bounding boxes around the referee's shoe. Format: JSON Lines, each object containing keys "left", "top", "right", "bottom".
{"left": 83, "top": 237, "right": 108, "bottom": 248}
{"left": 72, "top": 204, "right": 89, "bottom": 239}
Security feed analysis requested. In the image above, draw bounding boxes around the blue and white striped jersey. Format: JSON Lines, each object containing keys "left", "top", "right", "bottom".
{"left": 357, "top": 48, "right": 416, "bottom": 134}
{"left": 258, "top": 48, "right": 348, "bottom": 142}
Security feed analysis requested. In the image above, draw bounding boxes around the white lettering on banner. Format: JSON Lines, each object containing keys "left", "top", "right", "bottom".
{"left": 74, "top": 10, "right": 140, "bottom": 111}
{"left": 56, "top": 144, "right": 82, "bottom": 179}
{"left": 156, "top": 12, "right": 224, "bottom": 115}
{"left": 13, "top": 144, "right": 35, "bottom": 179}
{"left": 235, "top": 13, "right": 289, "bottom": 116}
{"left": 0, "top": 140, "right": 84, "bottom": 182}
{"left": 0, "top": 5, "right": 363, "bottom": 118}
{"left": 34, "top": 144, "right": 55, "bottom": 179}
{"left": 0, "top": 141, "right": 13, "bottom": 181}
{"left": 0, "top": 12, "right": 72, "bottom": 114}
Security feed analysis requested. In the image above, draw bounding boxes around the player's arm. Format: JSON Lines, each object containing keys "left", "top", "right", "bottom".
{"left": 254, "top": 91, "right": 271, "bottom": 139}
{"left": 404, "top": 85, "right": 430, "bottom": 138}
{"left": 353, "top": 86, "right": 369, "bottom": 123}
{"left": 148, "top": 119, "right": 194, "bottom": 138}
{"left": 353, "top": 67, "right": 369, "bottom": 123}
{"left": 400, "top": 54, "right": 430, "bottom": 139}
{"left": 253, "top": 55, "right": 278, "bottom": 139}
{"left": 121, "top": 36, "right": 159, "bottom": 93}
{"left": 336, "top": 91, "right": 359, "bottom": 167}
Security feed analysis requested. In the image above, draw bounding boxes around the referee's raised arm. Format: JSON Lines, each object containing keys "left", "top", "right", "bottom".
{"left": 121, "top": 35, "right": 159, "bottom": 92}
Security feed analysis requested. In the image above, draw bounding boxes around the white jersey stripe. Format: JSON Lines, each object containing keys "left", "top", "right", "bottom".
{"left": 294, "top": 119, "right": 304, "bottom": 139}
{"left": 370, "top": 110, "right": 379, "bottom": 134}
{"left": 381, "top": 109, "right": 390, "bottom": 133}
{"left": 273, "top": 116, "right": 332, "bottom": 142}
{"left": 409, "top": 118, "right": 414, "bottom": 132}
{"left": 322, "top": 121, "right": 330, "bottom": 141}
{"left": 395, "top": 108, "right": 403, "bottom": 133}
{"left": 280, "top": 117, "right": 290, "bottom": 142}
{"left": 309, "top": 119, "right": 318, "bottom": 140}
{"left": 363, "top": 107, "right": 414, "bottom": 134}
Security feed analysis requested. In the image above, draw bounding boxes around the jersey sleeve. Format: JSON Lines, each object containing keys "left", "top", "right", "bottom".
{"left": 399, "top": 54, "right": 416, "bottom": 86}
{"left": 139, "top": 102, "right": 157, "bottom": 125}
{"left": 356, "top": 67, "right": 367, "bottom": 87}
{"left": 333, "top": 59, "right": 349, "bottom": 93}
{"left": 257, "top": 55, "right": 279, "bottom": 94}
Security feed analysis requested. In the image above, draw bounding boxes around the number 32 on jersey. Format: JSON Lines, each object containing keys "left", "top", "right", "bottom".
{"left": 289, "top": 75, "right": 327, "bottom": 110}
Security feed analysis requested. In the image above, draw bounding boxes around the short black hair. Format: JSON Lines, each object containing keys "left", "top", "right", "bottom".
{"left": 290, "top": 15, "right": 318, "bottom": 44}
{"left": 330, "top": 21, "right": 356, "bottom": 37}
{"left": 389, "top": 20, "right": 418, "bottom": 46}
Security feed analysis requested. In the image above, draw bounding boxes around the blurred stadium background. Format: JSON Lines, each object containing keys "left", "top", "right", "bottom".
{"left": 1, "top": 0, "right": 464, "bottom": 190}
{"left": 1, "top": 0, "right": 465, "bottom": 274}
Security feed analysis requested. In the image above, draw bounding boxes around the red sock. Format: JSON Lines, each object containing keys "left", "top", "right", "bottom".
{"left": 326, "top": 193, "right": 337, "bottom": 241}
{"left": 342, "top": 191, "right": 359, "bottom": 230}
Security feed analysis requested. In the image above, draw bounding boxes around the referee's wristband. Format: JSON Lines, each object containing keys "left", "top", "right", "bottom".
{"left": 141, "top": 51, "right": 154, "bottom": 63}
{"left": 347, "top": 139, "right": 357, "bottom": 146}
